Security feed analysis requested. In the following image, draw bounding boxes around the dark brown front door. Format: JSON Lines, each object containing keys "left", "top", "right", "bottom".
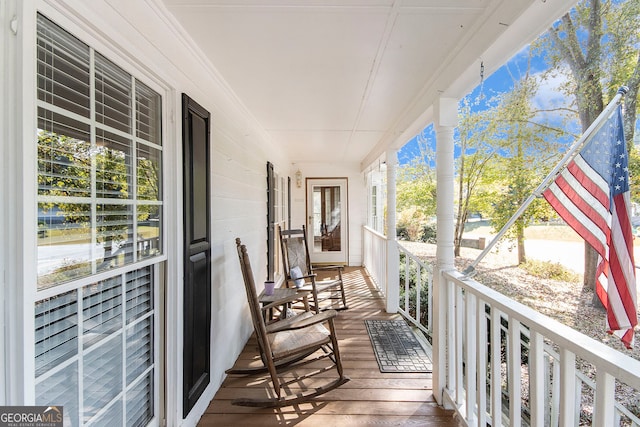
{"left": 182, "top": 94, "right": 211, "bottom": 416}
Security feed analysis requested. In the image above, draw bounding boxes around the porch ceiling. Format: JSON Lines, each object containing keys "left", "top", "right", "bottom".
{"left": 160, "top": 0, "right": 575, "bottom": 167}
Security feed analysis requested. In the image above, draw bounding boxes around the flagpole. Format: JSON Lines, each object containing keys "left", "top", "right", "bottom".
{"left": 463, "top": 86, "right": 628, "bottom": 276}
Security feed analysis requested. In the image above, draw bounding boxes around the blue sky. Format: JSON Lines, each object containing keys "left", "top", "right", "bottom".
{"left": 397, "top": 46, "right": 575, "bottom": 165}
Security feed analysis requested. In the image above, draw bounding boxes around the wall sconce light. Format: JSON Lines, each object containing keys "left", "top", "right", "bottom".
{"left": 295, "top": 169, "right": 302, "bottom": 188}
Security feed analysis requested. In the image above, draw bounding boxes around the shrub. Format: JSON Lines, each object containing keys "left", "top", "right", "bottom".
{"left": 520, "top": 259, "right": 580, "bottom": 282}
{"left": 397, "top": 207, "right": 427, "bottom": 241}
{"left": 420, "top": 224, "right": 437, "bottom": 243}
{"left": 397, "top": 225, "right": 410, "bottom": 241}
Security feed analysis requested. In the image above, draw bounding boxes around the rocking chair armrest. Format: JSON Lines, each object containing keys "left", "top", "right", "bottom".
{"left": 285, "top": 274, "right": 317, "bottom": 286}
{"left": 265, "top": 311, "right": 310, "bottom": 332}
{"left": 267, "top": 309, "right": 337, "bottom": 333}
{"left": 312, "top": 265, "right": 344, "bottom": 272}
{"left": 260, "top": 291, "right": 310, "bottom": 312}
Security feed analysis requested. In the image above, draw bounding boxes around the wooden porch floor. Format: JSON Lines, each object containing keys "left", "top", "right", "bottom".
{"left": 198, "top": 267, "right": 457, "bottom": 426}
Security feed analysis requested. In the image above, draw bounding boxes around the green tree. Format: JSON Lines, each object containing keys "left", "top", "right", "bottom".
{"left": 396, "top": 163, "right": 436, "bottom": 219}
{"left": 630, "top": 146, "right": 640, "bottom": 203}
{"left": 488, "top": 73, "right": 568, "bottom": 264}
{"left": 454, "top": 97, "right": 500, "bottom": 256}
{"left": 539, "top": 0, "right": 640, "bottom": 293}
{"left": 396, "top": 130, "right": 437, "bottom": 241}
{"left": 38, "top": 130, "right": 151, "bottom": 271}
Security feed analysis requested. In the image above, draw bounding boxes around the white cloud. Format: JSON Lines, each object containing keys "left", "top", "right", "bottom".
{"left": 532, "top": 68, "right": 574, "bottom": 112}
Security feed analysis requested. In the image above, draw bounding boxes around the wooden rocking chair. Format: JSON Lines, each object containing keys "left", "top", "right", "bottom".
{"left": 228, "top": 238, "right": 349, "bottom": 407}
{"left": 279, "top": 225, "right": 348, "bottom": 313}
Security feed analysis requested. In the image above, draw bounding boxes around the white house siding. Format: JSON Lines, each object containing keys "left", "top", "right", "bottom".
{"left": 2, "top": 0, "right": 365, "bottom": 425}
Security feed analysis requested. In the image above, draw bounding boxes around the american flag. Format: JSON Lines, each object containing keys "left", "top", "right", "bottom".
{"left": 543, "top": 104, "right": 637, "bottom": 348}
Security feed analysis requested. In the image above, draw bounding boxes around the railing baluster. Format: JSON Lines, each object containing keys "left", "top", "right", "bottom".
{"left": 551, "top": 353, "right": 560, "bottom": 427}
{"left": 530, "top": 331, "right": 545, "bottom": 426}
{"left": 404, "top": 254, "right": 410, "bottom": 313}
{"left": 477, "top": 298, "right": 487, "bottom": 427}
{"left": 508, "top": 318, "right": 522, "bottom": 426}
{"left": 427, "top": 270, "right": 433, "bottom": 333}
{"left": 594, "top": 370, "right": 615, "bottom": 426}
{"left": 491, "top": 307, "right": 503, "bottom": 427}
{"left": 416, "top": 262, "right": 421, "bottom": 328}
{"left": 466, "top": 292, "right": 477, "bottom": 424}
{"left": 560, "top": 348, "right": 577, "bottom": 426}
{"left": 446, "top": 278, "right": 455, "bottom": 397}
{"left": 456, "top": 286, "right": 464, "bottom": 403}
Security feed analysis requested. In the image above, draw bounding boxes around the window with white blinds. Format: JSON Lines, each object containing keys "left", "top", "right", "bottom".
{"left": 34, "top": 13, "right": 159, "bottom": 427}
{"left": 273, "top": 174, "right": 287, "bottom": 279}
{"left": 267, "top": 162, "right": 290, "bottom": 281}
{"left": 35, "top": 266, "right": 155, "bottom": 426}
{"left": 36, "top": 13, "right": 163, "bottom": 289}
{"left": 366, "top": 168, "right": 386, "bottom": 234}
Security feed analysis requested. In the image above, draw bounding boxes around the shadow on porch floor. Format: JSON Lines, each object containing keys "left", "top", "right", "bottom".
{"left": 198, "top": 267, "right": 457, "bottom": 426}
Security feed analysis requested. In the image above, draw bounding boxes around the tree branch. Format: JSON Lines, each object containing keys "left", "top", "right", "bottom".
{"left": 585, "top": 0, "right": 603, "bottom": 66}
{"left": 623, "top": 50, "right": 640, "bottom": 145}
{"left": 550, "top": 13, "right": 585, "bottom": 75}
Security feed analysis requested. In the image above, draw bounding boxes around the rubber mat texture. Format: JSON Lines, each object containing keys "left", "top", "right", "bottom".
{"left": 364, "top": 319, "right": 432, "bottom": 373}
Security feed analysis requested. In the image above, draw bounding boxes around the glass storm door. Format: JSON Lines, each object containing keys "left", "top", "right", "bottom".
{"left": 306, "top": 178, "right": 348, "bottom": 265}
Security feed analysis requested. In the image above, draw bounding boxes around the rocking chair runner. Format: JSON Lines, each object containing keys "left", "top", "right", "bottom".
{"left": 279, "top": 225, "right": 348, "bottom": 313}
{"left": 228, "top": 238, "right": 349, "bottom": 407}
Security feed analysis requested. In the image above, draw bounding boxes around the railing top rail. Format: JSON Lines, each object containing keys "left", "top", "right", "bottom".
{"left": 397, "top": 242, "right": 432, "bottom": 272}
{"left": 444, "top": 269, "right": 640, "bottom": 390}
{"left": 363, "top": 225, "right": 387, "bottom": 240}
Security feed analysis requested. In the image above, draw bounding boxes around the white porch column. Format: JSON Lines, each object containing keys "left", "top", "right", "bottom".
{"left": 385, "top": 149, "right": 399, "bottom": 313}
{"left": 432, "top": 97, "right": 457, "bottom": 405}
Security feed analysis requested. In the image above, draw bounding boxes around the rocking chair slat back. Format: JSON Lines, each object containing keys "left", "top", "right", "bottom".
{"left": 231, "top": 238, "right": 349, "bottom": 407}
{"left": 278, "top": 226, "right": 348, "bottom": 312}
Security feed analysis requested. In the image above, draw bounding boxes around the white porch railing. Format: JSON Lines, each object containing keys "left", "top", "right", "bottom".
{"left": 360, "top": 226, "right": 640, "bottom": 426}
{"left": 397, "top": 242, "right": 433, "bottom": 339}
{"left": 362, "top": 226, "right": 387, "bottom": 296}
{"left": 363, "top": 227, "right": 433, "bottom": 339}
{"left": 443, "top": 269, "right": 640, "bottom": 427}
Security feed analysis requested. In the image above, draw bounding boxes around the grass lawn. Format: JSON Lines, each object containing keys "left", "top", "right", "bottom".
{"left": 524, "top": 224, "right": 582, "bottom": 241}
{"left": 39, "top": 225, "right": 159, "bottom": 245}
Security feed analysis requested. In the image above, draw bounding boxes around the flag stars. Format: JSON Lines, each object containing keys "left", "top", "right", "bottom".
{"left": 544, "top": 106, "right": 635, "bottom": 349}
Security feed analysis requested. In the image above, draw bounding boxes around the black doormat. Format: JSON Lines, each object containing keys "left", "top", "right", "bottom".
{"left": 365, "top": 319, "right": 432, "bottom": 373}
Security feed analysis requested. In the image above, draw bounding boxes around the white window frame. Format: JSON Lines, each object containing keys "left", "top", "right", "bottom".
{"left": 0, "top": 0, "right": 14, "bottom": 405}
{"left": 4, "top": 3, "right": 171, "bottom": 424}
{"left": 367, "top": 166, "right": 386, "bottom": 234}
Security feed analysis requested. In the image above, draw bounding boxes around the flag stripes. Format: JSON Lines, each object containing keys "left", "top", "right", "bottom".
{"left": 543, "top": 105, "right": 637, "bottom": 348}
{"left": 543, "top": 164, "right": 610, "bottom": 258}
